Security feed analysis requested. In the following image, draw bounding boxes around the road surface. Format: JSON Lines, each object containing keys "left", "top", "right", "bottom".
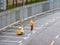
{"left": 0, "top": 10, "right": 60, "bottom": 45}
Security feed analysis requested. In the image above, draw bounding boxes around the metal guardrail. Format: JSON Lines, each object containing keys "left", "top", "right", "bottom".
{"left": 0, "top": 1, "right": 50, "bottom": 30}
{"left": 0, "top": 8, "right": 60, "bottom": 31}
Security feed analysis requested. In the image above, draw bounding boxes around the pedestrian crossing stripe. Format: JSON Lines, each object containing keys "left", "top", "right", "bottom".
{"left": 0, "top": 36, "right": 24, "bottom": 39}
{"left": 0, "top": 40, "right": 18, "bottom": 43}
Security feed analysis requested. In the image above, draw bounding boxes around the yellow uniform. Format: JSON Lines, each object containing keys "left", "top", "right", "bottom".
{"left": 17, "top": 27, "right": 23, "bottom": 35}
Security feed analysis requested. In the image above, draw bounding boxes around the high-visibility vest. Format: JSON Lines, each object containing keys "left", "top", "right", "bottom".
{"left": 17, "top": 28, "right": 22, "bottom": 35}
{"left": 30, "top": 20, "right": 34, "bottom": 27}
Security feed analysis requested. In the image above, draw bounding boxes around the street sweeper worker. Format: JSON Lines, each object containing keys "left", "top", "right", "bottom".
{"left": 17, "top": 27, "right": 24, "bottom": 35}
{"left": 30, "top": 19, "right": 34, "bottom": 31}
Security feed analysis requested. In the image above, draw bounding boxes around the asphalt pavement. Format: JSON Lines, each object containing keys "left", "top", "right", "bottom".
{"left": 0, "top": 10, "right": 60, "bottom": 45}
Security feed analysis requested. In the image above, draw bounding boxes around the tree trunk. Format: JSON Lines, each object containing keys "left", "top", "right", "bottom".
{"left": 13, "top": 0, "right": 14, "bottom": 6}
{"left": 16, "top": 0, "right": 17, "bottom": 6}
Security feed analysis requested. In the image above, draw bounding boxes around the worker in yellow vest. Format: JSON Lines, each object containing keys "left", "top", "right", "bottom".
{"left": 17, "top": 27, "right": 24, "bottom": 35}
{"left": 30, "top": 19, "right": 34, "bottom": 31}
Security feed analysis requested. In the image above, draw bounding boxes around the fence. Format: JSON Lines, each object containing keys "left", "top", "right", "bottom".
{"left": 0, "top": 1, "right": 50, "bottom": 29}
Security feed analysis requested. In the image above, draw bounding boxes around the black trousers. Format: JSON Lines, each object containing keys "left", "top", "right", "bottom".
{"left": 31, "top": 26, "right": 33, "bottom": 31}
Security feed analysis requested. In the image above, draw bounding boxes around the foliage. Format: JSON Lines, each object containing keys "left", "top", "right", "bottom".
{"left": 7, "top": 0, "right": 47, "bottom": 9}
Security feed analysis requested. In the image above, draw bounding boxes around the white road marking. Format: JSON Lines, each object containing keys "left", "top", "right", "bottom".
{"left": 52, "top": 19, "right": 56, "bottom": 21}
{"left": 51, "top": 41, "right": 55, "bottom": 45}
{"left": 2, "top": 32, "right": 16, "bottom": 34}
{"left": 19, "top": 43, "right": 23, "bottom": 45}
{"left": 18, "top": 40, "right": 22, "bottom": 43}
{"left": 56, "top": 17, "right": 60, "bottom": 19}
{"left": 34, "top": 27, "right": 42, "bottom": 30}
{"left": 24, "top": 26, "right": 30, "bottom": 28}
{"left": 28, "top": 33, "right": 31, "bottom": 36}
{"left": 44, "top": 23, "right": 49, "bottom": 26}
{"left": 41, "top": 25, "right": 44, "bottom": 27}
{"left": 56, "top": 35, "right": 59, "bottom": 39}
{"left": 0, "top": 40, "right": 18, "bottom": 43}
{"left": 32, "top": 31, "right": 36, "bottom": 34}
{"left": 50, "top": 19, "right": 56, "bottom": 23}
{"left": 39, "top": 27, "right": 43, "bottom": 29}
{"left": 49, "top": 21, "right": 53, "bottom": 23}
{"left": 48, "top": 18, "right": 56, "bottom": 23}
{"left": 35, "top": 22, "right": 40, "bottom": 23}
{"left": 24, "top": 36, "right": 29, "bottom": 40}
{"left": 0, "top": 36, "right": 24, "bottom": 39}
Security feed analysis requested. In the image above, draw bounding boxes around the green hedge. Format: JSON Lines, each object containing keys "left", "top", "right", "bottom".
{"left": 25, "top": 0, "right": 47, "bottom": 5}
{"left": 7, "top": 0, "right": 47, "bottom": 9}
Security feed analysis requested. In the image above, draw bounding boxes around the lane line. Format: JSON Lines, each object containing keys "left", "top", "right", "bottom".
{"left": 56, "top": 35, "right": 59, "bottom": 39}
{"left": 51, "top": 41, "right": 55, "bottom": 45}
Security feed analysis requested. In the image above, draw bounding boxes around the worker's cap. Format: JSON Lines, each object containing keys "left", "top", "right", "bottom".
{"left": 18, "top": 27, "right": 22, "bottom": 28}
{"left": 18, "top": 27, "right": 23, "bottom": 30}
{"left": 18, "top": 27, "right": 24, "bottom": 32}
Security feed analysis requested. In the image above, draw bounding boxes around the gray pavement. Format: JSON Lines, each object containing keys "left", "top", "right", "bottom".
{"left": 0, "top": 11, "right": 60, "bottom": 45}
